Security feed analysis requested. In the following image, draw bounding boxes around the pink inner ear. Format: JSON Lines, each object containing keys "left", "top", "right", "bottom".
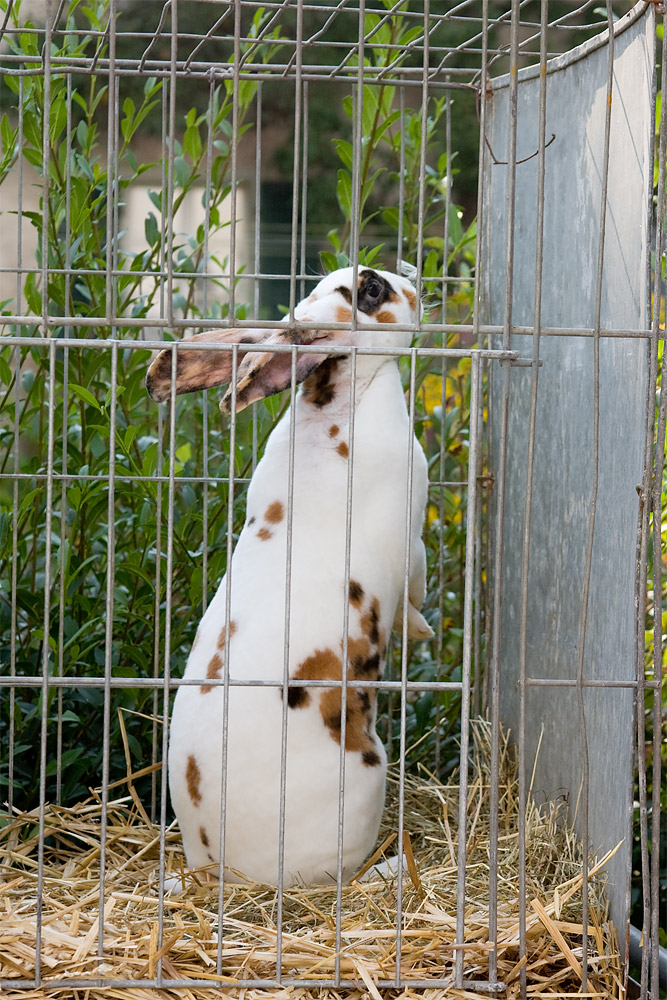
{"left": 221, "top": 349, "right": 328, "bottom": 413}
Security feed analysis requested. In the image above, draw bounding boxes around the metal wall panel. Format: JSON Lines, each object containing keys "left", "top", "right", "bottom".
{"left": 482, "top": 5, "right": 654, "bottom": 934}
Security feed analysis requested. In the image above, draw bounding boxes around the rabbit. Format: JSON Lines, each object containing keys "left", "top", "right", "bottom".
{"left": 146, "top": 266, "right": 433, "bottom": 887}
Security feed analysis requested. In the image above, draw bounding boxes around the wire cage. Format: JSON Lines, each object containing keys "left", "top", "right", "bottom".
{"left": 0, "top": 1, "right": 664, "bottom": 998}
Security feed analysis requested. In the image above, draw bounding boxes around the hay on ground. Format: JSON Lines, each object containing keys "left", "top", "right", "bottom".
{"left": 0, "top": 721, "right": 623, "bottom": 999}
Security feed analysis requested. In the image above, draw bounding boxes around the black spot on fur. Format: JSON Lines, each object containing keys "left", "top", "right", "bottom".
{"left": 362, "top": 749, "right": 381, "bottom": 767}
{"left": 336, "top": 285, "right": 352, "bottom": 305}
{"left": 239, "top": 336, "right": 255, "bottom": 344}
{"left": 358, "top": 690, "right": 371, "bottom": 714}
{"left": 302, "top": 357, "right": 342, "bottom": 408}
{"left": 355, "top": 653, "right": 380, "bottom": 679}
{"left": 349, "top": 580, "right": 364, "bottom": 606}
{"left": 286, "top": 685, "right": 309, "bottom": 708}
{"left": 248, "top": 516, "right": 256, "bottom": 526}
{"left": 367, "top": 607, "right": 380, "bottom": 645}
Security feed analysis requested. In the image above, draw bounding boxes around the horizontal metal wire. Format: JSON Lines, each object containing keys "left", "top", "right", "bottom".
{"left": 0, "top": 977, "right": 506, "bottom": 993}
{"left": 0, "top": 676, "right": 464, "bottom": 692}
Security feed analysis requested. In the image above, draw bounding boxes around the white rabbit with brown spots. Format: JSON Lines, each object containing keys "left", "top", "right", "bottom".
{"left": 146, "top": 267, "right": 433, "bottom": 887}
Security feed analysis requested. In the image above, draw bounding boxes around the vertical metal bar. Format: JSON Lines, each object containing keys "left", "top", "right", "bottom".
{"left": 35, "top": 1, "right": 55, "bottom": 979}
{"left": 299, "top": 81, "right": 309, "bottom": 302}
{"left": 413, "top": 0, "right": 430, "bottom": 310}
{"left": 56, "top": 65, "right": 75, "bottom": 804}
{"left": 334, "top": 347, "right": 358, "bottom": 986}
{"left": 395, "top": 348, "right": 419, "bottom": 987}
{"left": 202, "top": 73, "right": 215, "bottom": 322}
{"left": 151, "top": 404, "right": 164, "bottom": 823}
{"left": 254, "top": 80, "right": 262, "bottom": 323}
{"left": 436, "top": 70, "right": 453, "bottom": 773}
{"left": 487, "top": 0, "right": 520, "bottom": 986}
{"left": 517, "top": 4, "right": 548, "bottom": 994}
{"left": 40, "top": 1, "right": 53, "bottom": 342}
{"left": 227, "top": 0, "right": 241, "bottom": 321}
{"left": 105, "top": 0, "right": 116, "bottom": 329}
{"left": 55, "top": 343, "right": 68, "bottom": 807}
{"left": 454, "top": 351, "right": 480, "bottom": 988}
{"left": 631, "top": 7, "right": 663, "bottom": 993}
{"left": 8, "top": 70, "right": 24, "bottom": 818}
{"left": 97, "top": 342, "right": 117, "bottom": 963}
{"left": 35, "top": 339, "right": 57, "bottom": 985}
{"left": 287, "top": 0, "right": 303, "bottom": 321}
{"left": 201, "top": 75, "right": 216, "bottom": 616}
{"left": 648, "top": 20, "right": 667, "bottom": 998}
{"left": 95, "top": 1, "right": 118, "bottom": 965}
{"left": 216, "top": 343, "right": 239, "bottom": 977}
{"left": 274, "top": 345, "right": 299, "bottom": 982}
{"left": 575, "top": 5, "right": 615, "bottom": 990}
{"left": 166, "top": 0, "right": 178, "bottom": 329}
{"left": 471, "top": 0, "right": 489, "bottom": 341}
{"left": 396, "top": 84, "right": 405, "bottom": 270}
{"left": 251, "top": 82, "right": 262, "bottom": 473}
{"left": 156, "top": 346, "right": 179, "bottom": 977}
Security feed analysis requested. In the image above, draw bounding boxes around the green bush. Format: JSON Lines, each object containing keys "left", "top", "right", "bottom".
{"left": 0, "top": 0, "right": 475, "bottom": 816}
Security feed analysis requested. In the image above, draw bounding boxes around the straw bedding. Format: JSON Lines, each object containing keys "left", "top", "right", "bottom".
{"left": 0, "top": 721, "right": 623, "bottom": 999}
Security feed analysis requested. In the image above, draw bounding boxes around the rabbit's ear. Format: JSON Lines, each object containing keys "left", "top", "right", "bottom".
{"left": 220, "top": 326, "right": 356, "bottom": 413}
{"left": 145, "top": 329, "right": 268, "bottom": 402}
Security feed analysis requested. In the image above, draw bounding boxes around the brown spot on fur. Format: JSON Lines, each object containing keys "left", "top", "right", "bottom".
{"left": 294, "top": 648, "right": 342, "bottom": 682}
{"left": 191, "top": 628, "right": 200, "bottom": 651}
{"left": 301, "top": 357, "right": 342, "bottom": 408}
{"left": 355, "top": 651, "right": 380, "bottom": 680}
{"left": 265, "top": 500, "right": 284, "bottom": 524}
{"left": 293, "top": 647, "right": 379, "bottom": 759}
{"left": 336, "top": 305, "right": 352, "bottom": 323}
{"left": 200, "top": 826, "right": 210, "bottom": 847}
{"left": 346, "top": 635, "right": 371, "bottom": 672}
{"left": 349, "top": 579, "right": 364, "bottom": 607}
{"left": 404, "top": 288, "right": 417, "bottom": 312}
{"left": 361, "top": 597, "right": 381, "bottom": 645}
{"left": 200, "top": 652, "right": 224, "bottom": 694}
{"left": 218, "top": 619, "right": 237, "bottom": 649}
{"left": 258, "top": 527, "right": 273, "bottom": 541}
{"left": 376, "top": 309, "right": 396, "bottom": 324}
{"left": 329, "top": 424, "right": 339, "bottom": 438}
{"left": 186, "top": 755, "right": 202, "bottom": 806}
{"left": 199, "top": 622, "right": 237, "bottom": 692}
{"left": 200, "top": 653, "right": 222, "bottom": 694}
{"left": 337, "top": 441, "right": 349, "bottom": 459}
{"left": 320, "top": 689, "right": 376, "bottom": 755}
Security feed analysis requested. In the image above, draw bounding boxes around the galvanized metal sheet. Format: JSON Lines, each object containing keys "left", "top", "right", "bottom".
{"left": 482, "top": 5, "right": 654, "bottom": 935}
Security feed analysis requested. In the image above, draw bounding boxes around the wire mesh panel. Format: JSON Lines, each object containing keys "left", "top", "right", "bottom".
{"left": 0, "top": 1, "right": 664, "bottom": 998}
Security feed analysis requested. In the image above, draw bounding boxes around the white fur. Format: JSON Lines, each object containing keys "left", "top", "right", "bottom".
{"left": 164, "top": 267, "right": 430, "bottom": 886}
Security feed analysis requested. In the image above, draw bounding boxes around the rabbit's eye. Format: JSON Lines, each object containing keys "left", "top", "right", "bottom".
{"left": 366, "top": 279, "right": 382, "bottom": 301}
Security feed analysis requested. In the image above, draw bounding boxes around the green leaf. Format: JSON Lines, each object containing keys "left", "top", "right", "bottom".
{"left": 184, "top": 122, "right": 202, "bottom": 162}
{"left": 144, "top": 211, "right": 159, "bottom": 247}
{"left": 173, "top": 155, "right": 191, "bottom": 188}
{"left": 333, "top": 138, "right": 354, "bottom": 171}
{"left": 336, "top": 169, "right": 352, "bottom": 219}
{"left": 69, "top": 383, "right": 102, "bottom": 411}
